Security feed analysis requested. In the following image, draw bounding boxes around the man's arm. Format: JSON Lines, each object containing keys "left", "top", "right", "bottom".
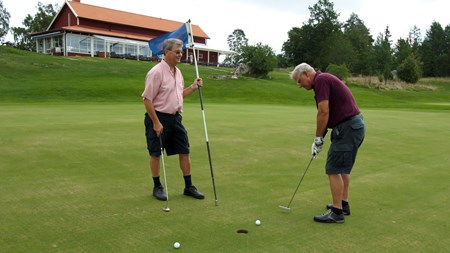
{"left": 183, "top": 78, "right": 203, "bottom": 98}
{"left": 143, "top": 98, "right": 163, "bottom": 136}
{"left": 316, "top": 100, "right": 329, "bottom": 137}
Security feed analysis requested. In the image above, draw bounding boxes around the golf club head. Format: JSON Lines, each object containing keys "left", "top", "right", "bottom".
{"left": 162, "top": 207, "right": 170, "bottom": 212}
{"left": 279, "top": 205, "right": 291, "bottom": 212}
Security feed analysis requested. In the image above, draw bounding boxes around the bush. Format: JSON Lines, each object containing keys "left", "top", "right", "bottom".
{"left": 397, "top": 56, "right": 422, "bottom": 83}
{"left": 240, "top": 43, "right": 277, "bottom": 78}
{"left": 326, "top": 64, "right": 350, "bottom": 81}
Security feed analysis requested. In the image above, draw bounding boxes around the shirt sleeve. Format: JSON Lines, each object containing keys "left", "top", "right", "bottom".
{"left": 141, "top": 68, "right": 162, "bottom": 101}
{"left": 314, "top": 76, "right": 330, "bottom": 103}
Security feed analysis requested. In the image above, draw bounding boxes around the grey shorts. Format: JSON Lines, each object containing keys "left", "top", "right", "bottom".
{"left": 144, "top": 112, "right": 190, "bottom": 157}
{"left": 326, "top": 114, "right": 365, "bottom": 174}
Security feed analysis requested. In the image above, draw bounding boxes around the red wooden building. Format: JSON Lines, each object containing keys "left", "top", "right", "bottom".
{"left": 31, "top": 0, "right": 234, "bottom": 65}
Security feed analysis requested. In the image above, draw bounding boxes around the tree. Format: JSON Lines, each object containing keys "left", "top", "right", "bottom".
{"left": 443, "top": 25, "right": 450, "bottom": 76}
{"left": 276, "top": 53, "right": 289, "bottom": 68}
{"left": 326, "top": 63, "right": 350, "bottom": 81}
{"left": 397, "top": 55, "right": 421, "bottom": 83}
{"left": 373, "top": 26, "right": 393, "bottom": 83}
{"left": 282, "top": 25, "right": 314, "bottom": 66}
{"left": 319, "top": 31, "right": 355, "bottom": 68}
{"left": 308, "top": 0, "right": 341, "bottom": 31}
{"left": 240, "top": 43, "right": 277, "bottom": 78}
{"left": 11, "top": 2, "right": 57, "bottom": 50}
{"left": 420, "top": 21, "right": 448, "bottom": 77}
{"left": 306, "top": 0, "right": 342, "bottom": 69}
{"left": 393, "top": 38, "right": 412, "bottom": 69}
{"left": 343, "top": 13, "right": 374, "bottom": 75}
{"left": 224, "top": 29, "right": 248, "bottom": 66}
{"left": 0, "top": 0, "right": 10, "bottom": 42}
{"left": 408, "top": 25, "right": 421, "bottom": 56}
{"left": 282, "top": 0, "right": 342, "bottom": 69}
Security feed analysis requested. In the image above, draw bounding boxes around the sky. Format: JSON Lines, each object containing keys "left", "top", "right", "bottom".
{"left": 2, "top": 0, "right": 449, "bottom": 54}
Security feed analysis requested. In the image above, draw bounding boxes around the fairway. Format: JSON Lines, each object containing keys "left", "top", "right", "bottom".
{"left": 1, "top": 103, "right": 449, "bottom": 252}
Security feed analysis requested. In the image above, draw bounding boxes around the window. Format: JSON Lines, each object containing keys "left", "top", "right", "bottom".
{"left": 66, "top": 34, "right": 91, "bottom": 54}
{"left": 44, "top": 38, "right": 52, "bottom": 54}
{"left": 139, "top": 45, "right": 150, "bottom": 57}
{"left": 37, "top": 39, "right": 44, "bottom": 53}
{"left": 54, "top": 36, "right": 62, "bottom": 48}
{"left": 110, "top": 42, "right": 123, "bottom": 55}
{"left": 125, "top": 44, "right": 136, "bottom": 56}
{"left": 93, "top": 38, "right": 105, "bottom": 53}
{"left": 79, "top": 36, "right": 90, "bottom": 53}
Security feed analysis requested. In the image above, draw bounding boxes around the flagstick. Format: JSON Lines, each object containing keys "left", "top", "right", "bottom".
{"left": 188, "top": 21, "right": 218, "bottom": 207}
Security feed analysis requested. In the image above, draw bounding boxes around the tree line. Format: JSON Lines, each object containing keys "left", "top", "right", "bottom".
{"left": 226, "top": 0, "right": 449, "bottom": 81}
{"left": 1, "top": 0, "right": 449, "bottom": 81}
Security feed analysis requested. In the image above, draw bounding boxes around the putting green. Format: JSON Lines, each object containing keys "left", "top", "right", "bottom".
{"left": 0, "top": 103, "right": 449, "bottom": 252}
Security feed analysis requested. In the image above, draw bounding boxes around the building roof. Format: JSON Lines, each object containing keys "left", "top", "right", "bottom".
{"left": 58, "top": 25, "right": 153, "bottom": 41}
{"left": 54, "top": 0, "right": 209, "bottom": 39}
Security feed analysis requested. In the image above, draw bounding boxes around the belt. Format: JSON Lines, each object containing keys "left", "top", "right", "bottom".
{"left": 156, "top": 111, "right": 180, "bottom": 116}
{"left": 335, "top": 113, "right": 361, "bottom": 127}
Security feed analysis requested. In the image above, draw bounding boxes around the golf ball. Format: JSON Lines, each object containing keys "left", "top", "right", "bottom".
{"left": 173, "top": 242, "right": 180, "bottom": 249}
{"left": 255, "top": 219, "right": 261, "bottom": 226}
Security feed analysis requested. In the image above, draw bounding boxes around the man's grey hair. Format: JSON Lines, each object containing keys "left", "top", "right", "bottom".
{"left": 163, "top": 38, "right": 183, "bottom": 53}
{"left": 289, "top": 63, "right": 315, "bottom": 80}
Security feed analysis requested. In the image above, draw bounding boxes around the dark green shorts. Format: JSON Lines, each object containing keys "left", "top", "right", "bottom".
{"left": 144, "top": 112, "right": 190, "bottom": 157}
{"left": 326, "top": 114, "right": 365, "bottom": 174}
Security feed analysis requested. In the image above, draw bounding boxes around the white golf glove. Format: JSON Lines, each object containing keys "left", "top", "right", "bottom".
{"left": 311, "top": 137, "right": 324, "bottom": 156}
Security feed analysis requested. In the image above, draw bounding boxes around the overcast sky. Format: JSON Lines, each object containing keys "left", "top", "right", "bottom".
{"left": 3, "top": 0, "right": 449, "bottom": 53}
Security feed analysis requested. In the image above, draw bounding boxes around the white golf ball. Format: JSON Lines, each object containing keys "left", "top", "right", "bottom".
{"left": 173, "top": 242, "right": 180, "bottom": 249}
{"left": 255, "top": 219, "right": 261, "bottom": 226}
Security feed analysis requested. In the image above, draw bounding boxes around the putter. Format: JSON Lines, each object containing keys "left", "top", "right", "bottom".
{"left": 279, "top": 155, "right": 315, "bottom": 211}
{"left": 160, "top": 136, "right": 170, "bottom": 212}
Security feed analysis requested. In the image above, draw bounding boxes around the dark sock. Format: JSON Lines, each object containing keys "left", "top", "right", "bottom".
{"left": 184, "top": 175, "right": 192, "bottom": 188}
{"left": 332, "top": 207, "right": 343, "bottom": 215}
{"left": 342, "top": 200, "right": 349, "bottom": 207}
{"left": 153, "top": 176, "right": 162, "bottom": 188}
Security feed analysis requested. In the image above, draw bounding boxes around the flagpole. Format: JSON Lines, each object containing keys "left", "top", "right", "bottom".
{"left": 188, "top": 20, "right": 218, "bottom": 207}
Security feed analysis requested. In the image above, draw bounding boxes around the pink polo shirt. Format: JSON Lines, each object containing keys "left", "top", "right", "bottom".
{"left": 141, "top": 60, "right": 185, "bottom": 114}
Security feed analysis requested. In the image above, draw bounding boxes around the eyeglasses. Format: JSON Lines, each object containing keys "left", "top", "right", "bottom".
{"left": 171, "top": 50, "right": 183, "bottom": 55}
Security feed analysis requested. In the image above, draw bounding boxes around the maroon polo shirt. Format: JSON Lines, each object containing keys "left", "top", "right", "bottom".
{"left": 312, "top": 72, "right": 360, "bottom": 128}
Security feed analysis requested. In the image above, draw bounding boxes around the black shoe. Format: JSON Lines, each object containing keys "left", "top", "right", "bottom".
{"left": 153, "top": 185, "right": 167, "bottom": 201}
{"left": 326, "top": 203, "right": 351, "bottom": 215}
{"left": 184, "top": 185, "right": 205, "bottom": 199}
{"left": 314, "top": 209, "right": 345, "bottom": 223}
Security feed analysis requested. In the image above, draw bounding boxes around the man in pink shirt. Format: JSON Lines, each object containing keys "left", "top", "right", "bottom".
{"left": 142, "top": 38, "right": 204, "bottom": 201}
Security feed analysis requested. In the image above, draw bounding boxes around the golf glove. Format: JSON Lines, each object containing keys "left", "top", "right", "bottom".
{"left": 312, "top": 137, "right": 324, "bottom": 156}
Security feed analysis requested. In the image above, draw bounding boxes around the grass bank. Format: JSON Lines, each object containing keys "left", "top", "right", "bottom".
{"left": 1, "top": 46, "right": 449, "bottom": 110}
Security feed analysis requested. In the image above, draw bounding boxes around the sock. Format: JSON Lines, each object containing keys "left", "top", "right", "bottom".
{"left": 342, "top": 200, "right": 349, "bottom": 207}
{"left": 184, "top": 175, "right": 192, "bottom": 188}
{"left": 153, "top": 176, "right": 162, "bottom": 188}
{"left": 332, "top": 207, "right": 343, "bottom": 215}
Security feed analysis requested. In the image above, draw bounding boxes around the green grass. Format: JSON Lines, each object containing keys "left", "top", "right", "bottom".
{"left": 1, "top": 46, "right": 450, "bottom": 252}
{"left": 1, "top": 46, "right": 450, "bottom": 110}
{"left": 1, "top": 103, "right": 449, "bottom": 252}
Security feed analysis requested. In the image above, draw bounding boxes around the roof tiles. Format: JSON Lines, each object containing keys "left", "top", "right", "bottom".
{"left": 68, "top": 1, "right": 209, "bottom": 39}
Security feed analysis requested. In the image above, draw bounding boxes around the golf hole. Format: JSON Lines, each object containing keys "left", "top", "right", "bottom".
{"left": 236, "top": 229, "right": 248, "bottom": 234}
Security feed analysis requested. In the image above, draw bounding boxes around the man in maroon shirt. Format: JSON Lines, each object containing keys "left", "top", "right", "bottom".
{"left": 290, "top": 63, "right": 365, "bottom": 223}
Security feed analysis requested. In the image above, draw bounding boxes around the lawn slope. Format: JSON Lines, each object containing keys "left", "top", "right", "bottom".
{"left": 1, "top": 46, "right": 449, "bottom": 110}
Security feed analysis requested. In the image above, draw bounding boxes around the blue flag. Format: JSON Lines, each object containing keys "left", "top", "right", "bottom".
{"left": 148, "top": 22, "right": 189, "bottom": 55}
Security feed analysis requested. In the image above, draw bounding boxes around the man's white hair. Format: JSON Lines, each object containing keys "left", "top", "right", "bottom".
{"left": 289, "top": 63, "right": 315, "bottom": 80}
